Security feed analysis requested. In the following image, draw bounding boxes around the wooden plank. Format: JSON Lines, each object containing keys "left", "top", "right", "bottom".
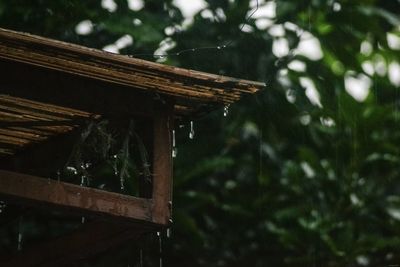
{"left": 151, "top": 101, "right": 173, "bottom": 225}
{"left": 0, "top": 170, "right": 153, "bottom": 223}
{"left": 1, "top": 221, "right": 146, "bottom": 267}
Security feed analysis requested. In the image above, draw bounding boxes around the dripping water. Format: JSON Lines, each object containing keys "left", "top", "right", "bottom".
{"left": 157, "top": 231, "right": 163, "bottom": 267}
{"left": 189, "top": 121, "right": 195, "bottom": 139}
{"left": 0, "top": 200, "right": 5, "bottom": 213}
{"left": 80, "top": 175, "right": 85, "bottom": 223}
{"left": 56, "top": 170, "right": 61, "bottom": 182}
{"left": 172, "top": 130, "right": 177, "bottom": 158}
{"left": 17, "top": 216, "right": 23, "bottom": 251}
{"left": 223, "top": 105, "right": 230, "bottom": 117}
{"left": 166, "top": 228, "right": 171, "bottom": 238}
{"left": 80, "top": 175, "right": 85, "bottom": 186}
{"left": 113, "top": 154, "right": 118, "bottom": 176}
{"left": 120, "top": 179, "right": 125, "bottom": 191}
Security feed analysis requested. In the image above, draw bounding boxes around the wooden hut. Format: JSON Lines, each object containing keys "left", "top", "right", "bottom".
{"left": 0, "top": 28, "right": 264, "bottom": 266}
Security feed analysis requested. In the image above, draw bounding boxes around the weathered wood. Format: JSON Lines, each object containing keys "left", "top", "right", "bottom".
{"left": 2, "top": 221, "right": 146, "bottom": 267}
{"left": 0, "top": 170, "right": 153, "bottom": 223}
{"left": 0, "top": 58, "right": 156, "bottom": 156}
{"left": 0, "top": 27, "right": 265, "bottom": 110}
{"left": 0, "top": 59, "right": 155, "bottom": 118}
{"left": 151, "top": 101, "right": 173, "bottom": 225}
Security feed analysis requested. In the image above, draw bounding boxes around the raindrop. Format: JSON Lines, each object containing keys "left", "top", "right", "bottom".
{"left": 80, "top": 176, "right": 85, "bottom": 186}
{"left": 189, "top": 121, "right": 195, "bottom": 139}
{"left": 80, "top": 176, "right": 86, "bottom": 224}
{"left": 66, "top": 166, "right": 78, "bottom": 175}
{"left": 191, "top": 48, "right": 195, "bottom": 52}
{"left": 157, "top": 232, "right": 163, "bottom": 267}
{"left": 56, "top": 170, "right": 61, "bottom": 182}
{"left": 0, "top": 201, "right": 6, "bottom": 213}
{"left": 114, "top": 160, "right": 119, "bottom": 176}
{"left": 167, "top": 228, "right": 171, "bottom": 238}
{"left": 223, "top": 105, "right": 230, "bottom": 117}
{"left": 172, "top": 130, "right": 177, "bottom": 158}
{"left": 17, "top": 217, "right": 23, "bottom": 251}
{"left": 17, "top": 232, "right": 22, "bottom": 251}
{"left": 120, "top": 176, "right": 125, "bottom": 192}
{"left": 80, "top": 163, "right": 86, "bottom": 170}
{"left": 217, "top": 46, "right": 221, "bottom": 50}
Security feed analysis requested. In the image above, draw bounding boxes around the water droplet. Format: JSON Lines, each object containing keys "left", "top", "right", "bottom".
{"left": 167, "top": 228, "right": 171, "bottom": 238}
{"left": 81, "top": 216, "right": 85, "bottom": 224}
{"left": 66, "top": 166, "right": 78, "bottom": 175}
{"left": 191, "top": 48, "right": 195, "bottom": 52}
{"left": 17, "top": 232, "right": 22, "bottom": 251}
{"left": 0, "top": 201, "right": 6, "bottom": 213}
{"left": 172, "top": 130, "right": 177, "bottom": 158}
{"left": 56, "top": 170, "right": 61, "bottom": 182}
{"left": 120, "top": 176, "right": 125, "bottom": 192}
{"left": 80, "top": 176, "right": 85, "bottom": 186}
{"left": 223, "top": 105, "right": 230, "bottom": 117}
{"left": 157, "top": 231, "right": 163, "bottom": 267}
{"left": 189, "top": 121, "right": 195, "bottom": 139}
{"left": 217, "top": 46, "right": 221, "bottom": 50}
{"left": 17, "top": 217, "right": 23, "bottom": 251}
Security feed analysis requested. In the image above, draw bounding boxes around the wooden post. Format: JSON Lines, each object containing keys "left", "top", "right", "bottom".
{"left": 151, "top": 100, "right": 173, "bottom": 225}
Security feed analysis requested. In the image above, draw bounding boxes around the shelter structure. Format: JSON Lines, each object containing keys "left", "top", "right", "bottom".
{"left": 0, "top": 28, "right": 264, "bottom": 266}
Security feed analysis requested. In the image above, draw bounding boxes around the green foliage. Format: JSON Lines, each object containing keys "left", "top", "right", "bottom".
{"left": 1, "top": 0, "right": 400, "bottom": 266}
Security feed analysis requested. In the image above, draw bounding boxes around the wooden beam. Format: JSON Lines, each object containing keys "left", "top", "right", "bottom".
{"left": 151, "top": 101, "right": 173, "bottom": 225}
{"left": 1, "top": 221, "right": 146, "bottom": 267}
{"left": 0, "top": 170, "right": 153, "bottom": 224}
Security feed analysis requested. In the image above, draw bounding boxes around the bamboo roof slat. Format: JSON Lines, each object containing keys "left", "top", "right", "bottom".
{"left": 0, "top": 28, "right": 265, "bottom": 111}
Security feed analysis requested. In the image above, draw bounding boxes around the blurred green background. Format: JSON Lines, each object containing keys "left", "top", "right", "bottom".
{"left": 1, "top": 0, "right": 400, "bottom": 266}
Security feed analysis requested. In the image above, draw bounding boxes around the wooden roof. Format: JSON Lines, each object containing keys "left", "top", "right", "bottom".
{"left": 0, "top": 28, "right": 264, "bottom": 111}
{"left": 0, "top": 27, "right": 264, "bottom": 156}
